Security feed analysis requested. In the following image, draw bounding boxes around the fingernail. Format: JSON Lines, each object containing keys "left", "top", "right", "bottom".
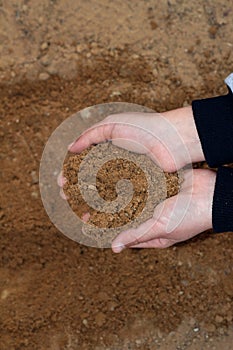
{"left": 112, "top": 243, "right": 125, "bottom": 253}
{"left": 68, "top": 141, "right": 75, "bottom": 151}
{"left": 82, "top": 212, "right": 91, "bottom": 223}
{"left": 57, "top": 172, "right": 67, "bottom": 187}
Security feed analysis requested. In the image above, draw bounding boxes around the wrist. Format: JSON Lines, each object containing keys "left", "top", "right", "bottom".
{"left": 183, "top": 106, "right": 205, "bottom": 163}
{"left": 164, "top": 106, "right": 205, "bottom": 164}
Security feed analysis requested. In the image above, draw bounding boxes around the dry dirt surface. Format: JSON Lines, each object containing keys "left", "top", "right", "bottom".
{"left": 0, "top": 1, "right": 233, "bottom": 349}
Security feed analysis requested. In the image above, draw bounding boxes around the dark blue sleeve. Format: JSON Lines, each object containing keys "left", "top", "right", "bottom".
{"left": 212, "top": 166, "right": 233, "bottom": 232}
{"left": 192, "top": 80, "right": 233, "bottom": 233}
{"left": 192, "top": 89, "right": 233, "bottom": 168}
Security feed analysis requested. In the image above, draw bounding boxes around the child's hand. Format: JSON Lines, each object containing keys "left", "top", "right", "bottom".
{"left": 112, "top": 169, "right": 216, "bottom": 252}
{"left": 69, "top": 106, "right": 204, "bottom": 172}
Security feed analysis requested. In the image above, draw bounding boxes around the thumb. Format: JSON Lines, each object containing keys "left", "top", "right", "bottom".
{"left": 69, "top": 120, "right": 115, "bottom": 153}
{"left": 111, "top": 195, "right": 178, "bottom": 253}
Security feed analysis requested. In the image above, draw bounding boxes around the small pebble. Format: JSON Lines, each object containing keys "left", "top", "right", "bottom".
{"left": 39, "top": 72, "right": 50, "bottom": 81}
{"left": 183, "top": 100, "right": 189, "bottom": 107}
{"left": 76, "top": 44, "right": 87, "bottom": 53}
{"left": 1, "top": 289, "right": 9, "bottom": 300}
{"left": 108, "top": 301, "right": 118, "bottom": 311}
{"left": 31, "top": 191, "right": 39, "bottom": 199}
{"left": 152, "top": 68, "right": 158, "bottom": 77}
{"left": 215, "top": 315, "right": 224, "bottom": 323}
{"left": 31, "top": 170, "right": 38, "bottom": 184}
{"left": 40, "top": 55, "right": 50, "bottom": 66}
{"left": 91, "top": 47, "right": 99, "bottom": 55}
{"left": 40, "top": 42, "right": 48, "bottom": 51}
{"left": 82, "top": 319, "right": 88, "bottom": 326}
{"left": 110, "top": 91, "right": 121, "bottom": 97}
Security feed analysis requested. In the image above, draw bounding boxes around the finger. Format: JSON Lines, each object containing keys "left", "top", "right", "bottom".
{"left": 111, "top": 217, "right": 157, "bottom": 253}
{"left": 130, "top": 237, "right": 176, "bottom": 249}
{"left": 111, "top": 196, "right": 178, "bottom": 253}
{"left": 81, "top": 212, "right": 91, "bottom": 223}
{"left": 59, "top": 188, "right": 67, "bottom": 200}
{"left": 68, "top": 120, "right": 116, "bottom": 153}
{"left": 57, "top": 171, "right": 67, "bottom": 187}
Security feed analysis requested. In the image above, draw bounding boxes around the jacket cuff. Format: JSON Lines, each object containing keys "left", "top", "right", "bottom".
{"left": 192, "top": 90, "right": 233, "bottom": 167}
{"left": 212, "top": 166, "right": 233, "bottom": 233}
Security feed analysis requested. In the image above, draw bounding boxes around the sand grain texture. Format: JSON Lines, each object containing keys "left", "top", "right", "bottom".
{"left": 63, "top": 142, "right": 181, "bottom": 246}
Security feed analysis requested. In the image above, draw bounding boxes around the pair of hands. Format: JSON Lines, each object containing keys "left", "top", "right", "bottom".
{"left": 59, "top": 106, "right": 216, "bottom": 252}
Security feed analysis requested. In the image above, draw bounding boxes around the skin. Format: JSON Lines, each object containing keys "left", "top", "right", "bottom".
{"left": 60, "top": 106, "right": 216, "bottom": 253}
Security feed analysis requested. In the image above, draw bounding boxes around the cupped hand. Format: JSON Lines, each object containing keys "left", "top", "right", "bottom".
{"left": 69, "top": 107, "right": 204, "bottom": 172}
{"left": 111, "top": 169, "right": 216, "bottom": 252}
{"left": 59, "top": 107, "right": 212, "bottom": 251}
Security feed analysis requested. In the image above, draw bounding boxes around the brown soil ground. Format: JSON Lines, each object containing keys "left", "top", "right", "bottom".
{"left": 0, "top": 1, "right": 233, "bottom": 349}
